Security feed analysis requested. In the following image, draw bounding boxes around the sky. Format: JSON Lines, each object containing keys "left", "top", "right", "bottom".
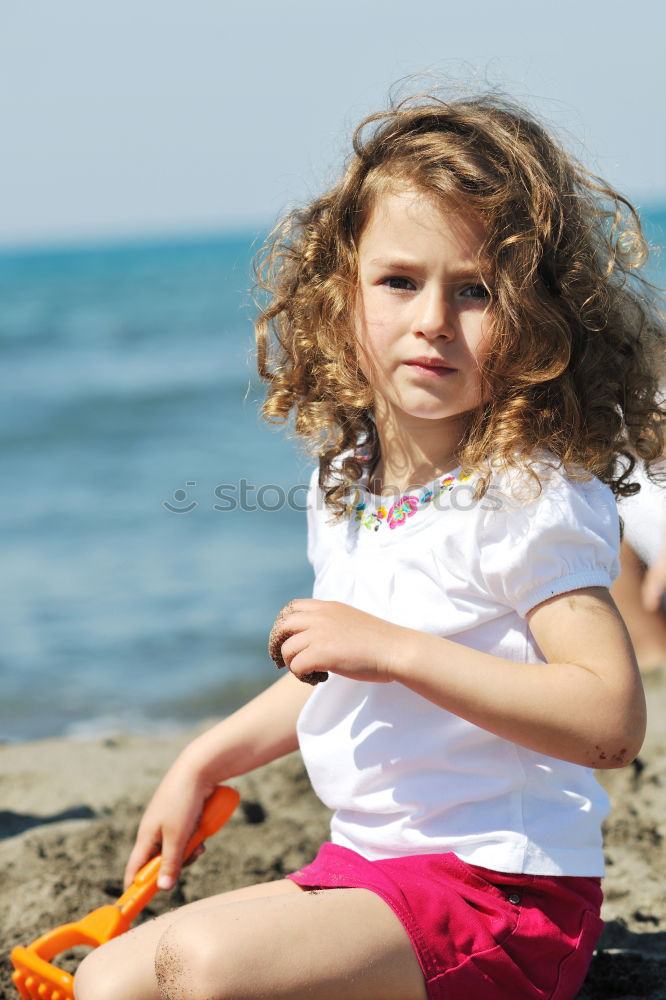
{"left": 1, "top": 0, "right": 665, "bottom": 247}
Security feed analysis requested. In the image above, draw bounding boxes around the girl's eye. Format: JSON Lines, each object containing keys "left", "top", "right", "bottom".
{"left": 383, "top": 276, "right": 415, "bottom": 291}
{"left": 461, "top": 283, "right": 491, "bottom": 300}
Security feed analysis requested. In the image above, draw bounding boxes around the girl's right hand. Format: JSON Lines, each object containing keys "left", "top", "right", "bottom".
{"left": 123, "top": 762, "right": 216, "bottom": 890}
{"left": 122, "top": 673, "right": 308, "bottom": 889}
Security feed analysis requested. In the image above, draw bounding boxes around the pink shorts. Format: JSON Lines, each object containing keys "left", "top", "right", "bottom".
{"left": 287, "top": 844, "right": 603, "bottom": 1000}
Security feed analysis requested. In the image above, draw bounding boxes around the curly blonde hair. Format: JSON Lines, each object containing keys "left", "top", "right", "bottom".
{"left": 254, "top": 91, "right": 664, "bottom": 513}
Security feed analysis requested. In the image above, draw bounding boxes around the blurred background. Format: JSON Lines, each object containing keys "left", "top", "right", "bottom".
{"left": 1, "top": 0, "right": 664, "bottom": 740}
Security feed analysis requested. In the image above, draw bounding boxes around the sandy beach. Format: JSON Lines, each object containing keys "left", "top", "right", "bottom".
{"left": 2, "top": 670, "right": 665, "bottom": 1000}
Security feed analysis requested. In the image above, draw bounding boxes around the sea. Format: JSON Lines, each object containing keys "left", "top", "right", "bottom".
{"left": 2, "top": 209, "right": 665, "bottom": 742}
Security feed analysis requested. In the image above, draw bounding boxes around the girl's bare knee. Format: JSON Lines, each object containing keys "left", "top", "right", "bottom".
{"left": 74, "top": 948, "right": 116, "bottom": 1000}
{"left": 155, "top": 919, "right": 246, "bottom": 1000}
{"left": 154, "top": 924, "right": 187, "bottom": 1000}
{"left": 74, "top": 920, "right": 165, "bottom": 1000}
{"left": 155, "top": 923, "right": 212, "bottom": 1000}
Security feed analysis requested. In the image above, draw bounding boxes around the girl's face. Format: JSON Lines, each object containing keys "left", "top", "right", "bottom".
{"left": 356, "top": 186, "right": 492, "bottom": 439}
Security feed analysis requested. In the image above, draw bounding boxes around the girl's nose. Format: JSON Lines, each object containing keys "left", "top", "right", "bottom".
{"left": 413, "top": 290, "right": 454, "bottom": 340}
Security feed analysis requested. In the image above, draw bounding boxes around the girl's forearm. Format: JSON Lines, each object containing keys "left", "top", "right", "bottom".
{"left": 176, "top": 672, "right": 311, "bottom": 786}
{"left": 123, "top": 673, "right": 311, "bottom": 889}
{"left": 275, "top": 593, "right": 645, "bottom": 769}
{"left": 389, "top": 629, "right": 646, "bottom": 770}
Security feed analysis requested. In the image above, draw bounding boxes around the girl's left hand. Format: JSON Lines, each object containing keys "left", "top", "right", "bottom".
{"left": 269, "top": 598, "right": 406, "bottom": 684}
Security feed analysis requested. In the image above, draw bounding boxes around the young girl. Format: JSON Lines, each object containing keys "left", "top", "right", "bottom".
{"left": 75, "top": 91, "right": 663, "bottom": 1000}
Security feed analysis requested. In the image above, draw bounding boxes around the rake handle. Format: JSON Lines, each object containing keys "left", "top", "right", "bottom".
{"left": 116, "top": 784, "right": 240, "bottom": 923}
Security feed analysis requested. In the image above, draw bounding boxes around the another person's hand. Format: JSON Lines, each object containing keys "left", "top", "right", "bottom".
{"left": 642, "top": 552, "right": 666, "bottom": 613}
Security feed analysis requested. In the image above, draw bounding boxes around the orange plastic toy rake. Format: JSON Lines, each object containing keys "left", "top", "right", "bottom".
{"left": 11, "top": 785, "right": 240, "bottom": 1000}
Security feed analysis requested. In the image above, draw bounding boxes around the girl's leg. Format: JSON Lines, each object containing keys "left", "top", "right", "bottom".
{"left": 74, "top": 880, "right": 301, "bottom": 1000}
{"left": 74, "top": 877, "right": 428, "bottom": 1000}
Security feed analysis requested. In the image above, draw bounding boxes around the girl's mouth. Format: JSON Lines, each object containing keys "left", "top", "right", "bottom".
{"left": 404, "top": 357, "right": 457, "bottom": 377}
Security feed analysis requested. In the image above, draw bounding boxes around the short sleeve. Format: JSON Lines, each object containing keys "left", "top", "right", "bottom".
{"left": 479, "top": 469, "right": 620, "bottom": 618}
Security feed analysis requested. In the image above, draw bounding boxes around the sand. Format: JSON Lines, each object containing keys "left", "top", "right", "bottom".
{"left": 2, "top": 671, "right": 665, "bottom": 1000}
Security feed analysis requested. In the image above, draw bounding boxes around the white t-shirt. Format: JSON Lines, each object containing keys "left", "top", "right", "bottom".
{"left": 297, "top": 460, "right": 620, "bottom": 876}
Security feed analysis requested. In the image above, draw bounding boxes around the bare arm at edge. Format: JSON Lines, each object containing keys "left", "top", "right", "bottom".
{"left": 124, "top": 672, "right": 311, "bottom": 888}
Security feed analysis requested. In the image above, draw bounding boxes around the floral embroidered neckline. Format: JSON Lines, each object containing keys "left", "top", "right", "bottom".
{"left": 343, "top": 469, "right": 473, "bottom": 532}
